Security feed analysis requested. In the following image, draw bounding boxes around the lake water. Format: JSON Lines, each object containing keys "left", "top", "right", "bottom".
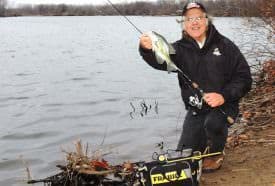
{"left": 0, "top": 16, "right": 268, "bottom": 185}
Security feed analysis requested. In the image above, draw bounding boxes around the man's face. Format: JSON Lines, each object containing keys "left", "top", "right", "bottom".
{"left": 183, "top": 8, "right": 208, "bottom": 42}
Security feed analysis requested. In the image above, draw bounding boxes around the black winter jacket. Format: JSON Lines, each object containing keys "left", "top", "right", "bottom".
{"left": 139, "top": 24, "right": 252, "bottom": 115}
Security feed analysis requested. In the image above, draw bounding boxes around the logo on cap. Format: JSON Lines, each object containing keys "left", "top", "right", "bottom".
{"left": 186, "top": 3, "right": 201, "bottom": 10}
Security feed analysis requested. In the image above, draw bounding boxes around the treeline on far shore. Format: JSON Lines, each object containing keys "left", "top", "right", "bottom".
{"left": 0, "top": 0, "right": 274, "bottom": 17}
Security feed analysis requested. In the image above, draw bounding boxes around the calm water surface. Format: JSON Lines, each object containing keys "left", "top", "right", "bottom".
{"left": 0, "top": 16, "right": 266, "bottom": 185}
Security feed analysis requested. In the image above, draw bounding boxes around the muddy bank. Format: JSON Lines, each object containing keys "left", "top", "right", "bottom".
{"left": 202, "top": 60, "right": 275, "bottom": 186}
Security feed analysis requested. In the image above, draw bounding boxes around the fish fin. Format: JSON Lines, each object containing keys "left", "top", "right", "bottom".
{"left": 153, "top": 31, "right": 168, "bottom": 43}
{"left": 167, "top": 63, "right": 179, "bottom": 73}
{"left": 168, "top": 44, "right": 176, "bottom": 54}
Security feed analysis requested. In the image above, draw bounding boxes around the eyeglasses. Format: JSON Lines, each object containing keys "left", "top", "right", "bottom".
{"left": 184, "top": 16, "right": 206, "bottom": 23}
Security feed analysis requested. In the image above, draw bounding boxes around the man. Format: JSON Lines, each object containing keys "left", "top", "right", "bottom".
{"left": 139, "top": 2, "right": 252, "bottom": 172}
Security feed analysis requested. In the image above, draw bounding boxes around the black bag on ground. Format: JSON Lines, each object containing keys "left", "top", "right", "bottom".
{"left": 136, "top": 150, "right": 201, "bottom": 186}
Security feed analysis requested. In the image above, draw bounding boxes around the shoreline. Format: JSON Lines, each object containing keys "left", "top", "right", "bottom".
{"left": 202, "top": 60, "right": 275, "bottom": 186}
{"left": 227, "top": 60, "right": 275, "bottom": 147}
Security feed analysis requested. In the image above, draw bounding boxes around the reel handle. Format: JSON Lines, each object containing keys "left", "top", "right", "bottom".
{"left": 227, "top": 116, "right": 235, "bottom": 125}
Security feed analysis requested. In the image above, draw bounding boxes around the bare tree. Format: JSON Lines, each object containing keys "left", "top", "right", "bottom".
{"left": 3, "top": 0, "right": 274, "bottom": 17}
{"left": 257, "top": 0, "right": 274, "bottom": 32}
{"left": 239, "top": 0, "right": 274, "bottom": 74}
{"left": 0, "top": 0, "right": 7, "bottom": 17}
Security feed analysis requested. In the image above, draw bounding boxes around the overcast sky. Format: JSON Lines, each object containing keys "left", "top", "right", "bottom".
{"left": 8, "top": 0, "right": 157, "bottom": 7}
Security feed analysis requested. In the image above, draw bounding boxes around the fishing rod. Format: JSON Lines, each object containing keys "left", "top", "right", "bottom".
{"left": 105, "top": 0, "right": 234, "bottom": 124}
{"left": 105, "top": 0, "right": 143, "bottom": 35}
{"left": 177, "top": 69, "right": 235, "bottom": 124}
{"left": 165, "top": 152, "right": 222, "bottom": 163}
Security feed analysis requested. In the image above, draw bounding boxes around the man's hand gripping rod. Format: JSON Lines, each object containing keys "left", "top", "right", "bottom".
{"left": 176, "top": 69, "right": 235, "bottom": 125}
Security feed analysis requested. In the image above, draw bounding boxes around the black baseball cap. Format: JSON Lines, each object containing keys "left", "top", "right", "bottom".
{"left": 182, "top": 2, "right": 207, "bottom": 15}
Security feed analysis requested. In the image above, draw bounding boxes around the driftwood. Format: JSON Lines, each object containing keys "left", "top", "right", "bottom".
{"left": 27, "top": 140, "right": 138, "bottom": 186}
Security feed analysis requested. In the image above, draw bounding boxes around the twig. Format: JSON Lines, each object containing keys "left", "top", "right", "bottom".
{"left": 19, "top": 155, "right": 32, "bottom": 181}
{"left": 231, "top": 168, "right": 250, "bottom": 172}
{"left": 100, "top": 125, "right": 108, "bottom": 146}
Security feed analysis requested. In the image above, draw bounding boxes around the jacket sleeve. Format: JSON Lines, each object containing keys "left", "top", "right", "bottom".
{"left": 138, "top": 45, "right": 168, "bottom": 71}
{"left": 221, "top": 41, "right": 252, "bottom": 103}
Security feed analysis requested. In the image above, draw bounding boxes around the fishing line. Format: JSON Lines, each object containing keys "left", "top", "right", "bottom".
{"left": 105, "top": 0, "right": 143, "bottom": 35}
{"left": 105, "top": 0, "right": 234, "bottom": 124}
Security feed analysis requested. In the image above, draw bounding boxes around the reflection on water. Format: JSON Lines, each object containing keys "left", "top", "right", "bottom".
{"left": 0, "top": 16, "right": 265, "bottom": 185}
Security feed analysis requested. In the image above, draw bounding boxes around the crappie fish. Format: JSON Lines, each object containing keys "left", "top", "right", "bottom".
{"left": 147, "top": 31, "right": 181, "bottom": 73}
